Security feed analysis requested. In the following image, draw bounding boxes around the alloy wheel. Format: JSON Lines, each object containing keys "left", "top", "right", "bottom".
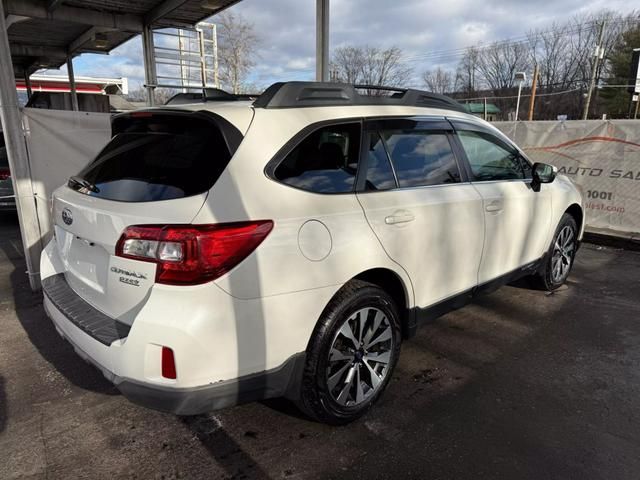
{"left": 326, "top": 307, "right": 394, "bottom": 407}
{"left": 551, "top": 225, "right": 575, "bottom": 283}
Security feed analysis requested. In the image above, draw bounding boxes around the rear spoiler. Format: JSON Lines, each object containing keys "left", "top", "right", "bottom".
{"left": 110, "top": 109, "right": 244, "bottom": 157}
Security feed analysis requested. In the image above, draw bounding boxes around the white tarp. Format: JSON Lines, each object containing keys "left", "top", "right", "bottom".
{"left": 22, "top": 108, "right": 111, "bottom": 241}
{"left": 494, "top": 120, "right": 640, "bottom": 238}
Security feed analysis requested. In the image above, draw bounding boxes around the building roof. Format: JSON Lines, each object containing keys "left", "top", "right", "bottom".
{"left": 5, "top": 0, "right": 242, "bottom": 77}
{"left": 15, "top": 74, "right": 128, "bottom": 95}
{"left": 464, "top": 102, "right": 501, "bottom": 114}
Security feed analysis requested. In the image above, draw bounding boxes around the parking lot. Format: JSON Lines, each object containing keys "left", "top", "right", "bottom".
{"left": 1, "top": 211, "right": 639, "bottom": 479}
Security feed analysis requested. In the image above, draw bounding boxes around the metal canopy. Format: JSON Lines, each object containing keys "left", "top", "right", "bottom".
{"left": 1, "top": 0, "right": 331, "bottom": 291}
{"left": 0, "top": 0, "right": 243, "bottom": 291}
{"left": 4, "top": 0, "right": 242, "bottom": 77}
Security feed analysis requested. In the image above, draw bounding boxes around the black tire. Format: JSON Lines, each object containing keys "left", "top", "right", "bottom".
{"left": 535, "top": 213, "right": 578, "bottom": 291}
{"left": 299, "top": 280, "right": 402, "bottom": 425}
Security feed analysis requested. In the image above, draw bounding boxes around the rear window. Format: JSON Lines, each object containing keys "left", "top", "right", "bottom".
{"left": 71, "top": 113, "right": 232, "bottom": 202}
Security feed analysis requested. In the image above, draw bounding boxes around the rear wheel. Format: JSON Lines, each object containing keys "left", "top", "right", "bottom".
{"left": 299, "top": 280, "right": 401, "bottom": 425}
{"left": 535, "top": 213, "right": 578, "bottom": 290}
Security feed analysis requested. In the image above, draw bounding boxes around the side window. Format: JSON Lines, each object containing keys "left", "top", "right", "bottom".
{"left": 274, "top": 123, "right": 360, "bottom": 193}
{"left": 382, "top": 130, "right": 461, "bottom": 188}
{"left": 457, "top": 130, "right": 526, "bottom": 181}
{"left": 364, "top": 132, "right": 397, "bottom": 190}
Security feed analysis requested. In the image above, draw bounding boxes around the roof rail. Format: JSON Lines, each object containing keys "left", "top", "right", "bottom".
{"left": 252, "top": 81, "right": 467, "bottom": 113}
{"left": 164, "top": 88, "right": 259, "bottom": 106}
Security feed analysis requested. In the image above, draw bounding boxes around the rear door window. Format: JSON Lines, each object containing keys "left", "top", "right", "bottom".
{"left": 71, "top": 113, "right": 233, "bottom": 202}
{"left": 273, "top": 123, "right": 361, "bottom": 193}
{"left": 384, "top": 130, "right": 461, "bottom": 187}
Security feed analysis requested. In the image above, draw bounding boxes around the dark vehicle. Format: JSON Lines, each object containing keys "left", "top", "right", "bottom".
{"left": 0, "top": 133, "right": 16, "bottom": 211}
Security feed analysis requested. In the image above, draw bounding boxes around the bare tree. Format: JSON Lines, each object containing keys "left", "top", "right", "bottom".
{"left": 217, "top": 12, "right": 259, "bottom": 94}
{"left": 330, "top": 46, "right": 364, "bottom": 84}
{"left": 331, "top": 45, "right": 413, "bottom": 88}
{"left": 456, "top": 47, "right": 480, "bottom": 94}
{"left": 422, "top": 67, "right": 455, "bottom": 94}
{"left": 528, "top": 21, "right": 578, "bottom": 92}
{"left": 449, "top": 10, "right": 639, "bottom": 118}
{"left": 476, "top": 41, "right": 531, "bottom": 91}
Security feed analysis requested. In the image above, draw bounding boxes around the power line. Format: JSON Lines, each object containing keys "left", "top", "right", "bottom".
{"left": 401, "top": 21, "right": 599, "bottom": 63}
{"left": 456, "top": 84, "right": 635, "bottom": 102}
{"left": 403, "top": 17, "right": 633, "bottom": 65}
{"left": 458, "top": 87, "right": 582, "bottom": 102}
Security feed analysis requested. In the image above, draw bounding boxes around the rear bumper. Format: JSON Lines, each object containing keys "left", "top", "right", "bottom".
{"left": 117, "top": 353, "right": 304, "bottom": 415}
{"left": 43, "top": 295, "right": 305, "bottom": 415}
{"left": 39, "top": 236, "right": 335, "bottom": 414}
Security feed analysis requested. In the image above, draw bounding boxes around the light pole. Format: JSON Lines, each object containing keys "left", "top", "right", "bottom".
{"left": 514, "top": 71, "right": 526, "bottom": 123}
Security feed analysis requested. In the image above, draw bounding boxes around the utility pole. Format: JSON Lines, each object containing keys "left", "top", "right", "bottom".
{"left": 528, "top": 64, "right": 539, "bottom": 121}
{"left": 583, "top": 20, "right": 606, "bottom": 120}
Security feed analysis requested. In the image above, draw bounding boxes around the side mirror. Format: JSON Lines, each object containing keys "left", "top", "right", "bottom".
{"left": 531, "top": 162, "right": 557, "bottom": 191}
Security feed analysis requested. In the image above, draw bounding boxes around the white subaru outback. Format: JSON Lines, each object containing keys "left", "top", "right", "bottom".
{"left": 40, "top": 82, "right": 583, "bottom": 424}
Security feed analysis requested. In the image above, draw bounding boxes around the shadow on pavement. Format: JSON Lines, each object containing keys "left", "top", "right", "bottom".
{"left": 0, "top": 212, "right": 117, "bottom": 397}
{"left": 182, "top": 414, "right": 271, "bottom": 479}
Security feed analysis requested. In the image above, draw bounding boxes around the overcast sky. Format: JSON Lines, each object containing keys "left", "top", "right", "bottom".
{"left": 63, "top": 0, "right": 637, "bottom": 91}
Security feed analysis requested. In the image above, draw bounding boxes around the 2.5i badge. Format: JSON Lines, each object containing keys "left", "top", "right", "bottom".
{"left": 111, "top": 266, "right": 148, "bottom": 287}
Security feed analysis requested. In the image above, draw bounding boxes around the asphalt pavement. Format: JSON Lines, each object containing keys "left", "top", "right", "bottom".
{"left": 1, "top": 211, "right": 639, "bottom": 479}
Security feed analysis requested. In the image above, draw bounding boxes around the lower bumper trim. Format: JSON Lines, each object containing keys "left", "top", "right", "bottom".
{"left": 116, "top": 352, "right": 306, "bottom": 415}
{"left": 42, "top": 273, "right": 130, "bottom": 346}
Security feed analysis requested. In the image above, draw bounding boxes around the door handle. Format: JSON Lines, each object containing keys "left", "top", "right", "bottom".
{"left": 485, "top": 200, "right": 503, "bottom": 213}
{"left": 385, "top": 210, "right": 415, "bottom": 225}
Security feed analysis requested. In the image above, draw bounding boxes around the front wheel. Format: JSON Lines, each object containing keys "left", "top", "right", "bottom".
{"left": 535, "top": 213, "right": 578, "bottom": 290}
{"left": 299, "top": 280, "right": 401, "bottom": 425}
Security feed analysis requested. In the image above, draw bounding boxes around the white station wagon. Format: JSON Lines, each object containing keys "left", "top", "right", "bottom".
{"left": 41, "top": 82, "right": 583, "bottom": 424}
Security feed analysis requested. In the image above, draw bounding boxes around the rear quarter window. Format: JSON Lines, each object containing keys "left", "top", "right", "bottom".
{"left": 272, "top": 123, "right": 361, "bottom": 194}
{"left": 71, "top": 113, "right": 234, "bottom": 202}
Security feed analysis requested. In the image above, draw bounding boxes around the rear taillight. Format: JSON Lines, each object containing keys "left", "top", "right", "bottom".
{"left": 115, "top": 221, "right": 273, "bottom": 285}
{"left": 0, "top": 168, "right": 10, "bottom": 181}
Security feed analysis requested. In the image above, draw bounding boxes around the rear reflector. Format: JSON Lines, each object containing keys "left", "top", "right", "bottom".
{"left": 130, "top": 111, "right": 154, "bottom": 118}
{"left": 0, "top": 168, "right": 10, "bottom": 181}
{"left": 161, "top": 346, "right": 177, "bottom": 379}
{"left": 115, "top": 221, "right": 273, "bottom": 285}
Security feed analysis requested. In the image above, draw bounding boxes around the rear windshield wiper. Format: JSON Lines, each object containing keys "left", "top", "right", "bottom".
{"left": 69, "top": 176, "right": 100, "bottom": 193}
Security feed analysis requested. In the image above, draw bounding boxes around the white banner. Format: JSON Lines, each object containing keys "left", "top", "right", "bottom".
{"left": 22, "top": 108, "right": 111, "bottom": 240}
{"left": 494, "top": 120, "right": 640, "bottom": 237}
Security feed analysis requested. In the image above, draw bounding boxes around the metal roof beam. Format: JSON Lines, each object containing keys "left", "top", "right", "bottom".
{"left": 144, "top": 0, "right": 189, "bottom": 26}
{"left": 67, "top": 26, "right": 112, "bottom": 54}
{"left": 4, "top": 0, "right": 143, "bottom": 32}
{"left": 9, "top": 43, "right": 67, "bottom": 59}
